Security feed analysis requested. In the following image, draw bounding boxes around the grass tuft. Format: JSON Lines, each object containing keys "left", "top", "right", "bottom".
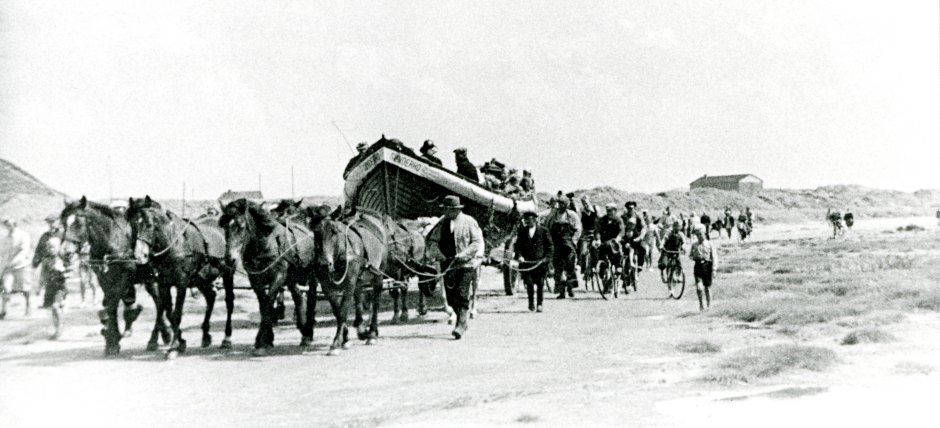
{"left": 840, "top": 328, "right": 897, "bottom": 345}
{"left": 701, "top": 344, "right": 837, "bottom": 384}
{"left": 676, "top": 340, "right": 722, "bottom": 354}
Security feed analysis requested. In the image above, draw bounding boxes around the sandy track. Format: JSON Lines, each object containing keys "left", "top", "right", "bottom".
{"left": 1, "top": 219, "right": 938, "bottom": 427}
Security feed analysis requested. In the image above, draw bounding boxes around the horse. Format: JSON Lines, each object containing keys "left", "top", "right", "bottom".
{"left": 127, "top": 196, "right": 235, "bottom": 358}
{"left": 309, "top": 207, "right": 436, "bottom": 355}
{"left": 220, "top": 199, "right": 317, "bottom": 355}
{"left": 59, "top": 197, "right": 159, "bottom": 355}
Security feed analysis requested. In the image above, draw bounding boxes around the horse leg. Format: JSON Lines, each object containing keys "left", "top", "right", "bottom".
{"left": 221, "top": 272, "right": 235, "bottom": 350}
{"left": 389, "top": 288, "right": 401, "bottom": 324}
{"left": 442, "top": 279, "right": 456, "bottom": 324}
{"left": 366, "top": 276, "right": 382, "bottom": 344}
{"left": 353, "top": 287, "right": 367, "bottom": 340}
{"left": 327, "top": 284, "right": 352, "bottom": 355}
{"left": 288, "top": 283, "right": 312, "bottom": 348}
{"left": 301, "top": 279, "right": 316, "bottom": 347}
{"left": 417, "top": 288, "right": 427, "bottom": 316}
{"left": 252, "top": 285, "right": 274, "bottom": 356}
{"left": 166, "top": 282, "right": 188, "bottom": 360}
{"left": 399, "top": 283, "right": 410, "bottom": 322}
{"left": 275, "top": 290, "right": 286, "bottom": 322}
{"left": 100, "top": 289, "right": 122, "bottom": 356}
{"left": 121, "top": 284, "right": 143, "bottom": 338}
{"left": 199, "top": 280, "right": 216, "bottom": 348}
{"left": 145, "top": 282, "right": 164, "bottom": 351}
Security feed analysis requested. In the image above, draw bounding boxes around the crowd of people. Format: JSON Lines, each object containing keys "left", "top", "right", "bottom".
{"left": 500, "top": 195, "right": 737, "bottom": 314}
{"left": 345, "top": 139, "right": 536, "bottom": 200}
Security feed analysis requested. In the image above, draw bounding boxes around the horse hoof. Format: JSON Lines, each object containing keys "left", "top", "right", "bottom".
{"left": 220, "top": 339, "right": 232, "bottom": 350}
{"left": 251, "top": 347, "right": 268, "bottom": 357}
{"left": 342, "top": 341, "right": 351, "bottom": 350}
{"left": 327, "top": 348, "right": 340, "bottom": 356}
{"left": 366, "top": 338, "right": 377, "bottom": 346}
{"left": 400, "top": 312, "right": 410, "bottom": 322}
{"left": 122, "top": 329, "right": 133, "bottom": 338}
{"left": 299, "top": 337, "right": 313, "bottom": 349}
{"left": 104, "top": 346, "right": 121, "bottom": 357}
{"left": 146, "top": 341, "right": 159, "bottom": 352}
{"left": 390, "top": 317, "right": 400, "bottom": 325}
{"left": 357, "top": 331, "right": 368, "bottom": 341}
{"left": 165, "top": 350, "right": 179, "bottom": 360}
{"left": 202, "top": 334, "right": 212, "bottom": 348}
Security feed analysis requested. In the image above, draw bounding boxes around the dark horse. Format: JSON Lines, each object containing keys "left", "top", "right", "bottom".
{"left": 309, "top": 207, "right": 436, "bottom": 355}
{"left": 220, "top": 199, "right": 317, "bottom": 355}
{"left": 127, "top": 196, "right": 235, "bottom": 358}
{"left": 59, "top": 197, "right": 155, "bottom": 355}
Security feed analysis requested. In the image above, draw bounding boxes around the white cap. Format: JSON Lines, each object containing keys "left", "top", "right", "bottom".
{"left": 110, "top": 199, "right": 128, "bottom": 209}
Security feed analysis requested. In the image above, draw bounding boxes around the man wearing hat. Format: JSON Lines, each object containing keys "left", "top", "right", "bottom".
{"left": 453, "top": 148, "right": 479, "bottom": 183}
{"left": 110, "top": 199, "right": 128, "bottom": 217}
{"left": 32, "top": 215, "right": 63, "bottom": 304}
{"left": 420, "top": 140, "right": 443, "bottom": 166}
{"left": 1, "top": 219, "right": 33, "bottom": 319}
{"left": 426, "top": 195, "right": 484, "bottom": 339}
{"left": 513, "top": 210, "right": 553, "bottom": 312}
{"left": 343, "top": 142, "right": 370, "bottom": 178}
{"left": 596, "top": 203, "right": 624, "bottom": 291}
{"left": 543, "top": 197, "right": 581, "bottom": 299}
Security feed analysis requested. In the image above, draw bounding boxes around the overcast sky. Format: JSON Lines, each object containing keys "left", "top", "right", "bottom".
{"left": 1, "top": 0, "right": 938, "bottom": 200}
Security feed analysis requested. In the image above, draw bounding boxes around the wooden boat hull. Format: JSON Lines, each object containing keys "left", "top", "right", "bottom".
{"left": 344, "top": 141, "right": 537, "bottom": 248}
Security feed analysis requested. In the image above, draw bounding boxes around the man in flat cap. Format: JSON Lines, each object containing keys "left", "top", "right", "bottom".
{"left": 543, "top": 198, "right": 581, "bottom": 299}
{"left": 513, "top": 210, "right": 553, "bottom": 312}
{"left": 426, "top": 196, "right": 484, "bottom": 339}
{"left": 343, "top": 142, "right": 370, "bottom": 178}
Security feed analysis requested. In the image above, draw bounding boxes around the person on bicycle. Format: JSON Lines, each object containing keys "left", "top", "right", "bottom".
{"left": 658, "top": 221, "right": 685, "bottom": 278}
{"left": 578, "top": 197, "right": 599, "bottom": 276}
{"left": 690, "top": 227, "right": 716, "bottom": 311}
{"left": 595, "top": 203, "right": 624, "bottom": 292}
{"left": 620, "top": 201, "right": 646, "bottom": 273}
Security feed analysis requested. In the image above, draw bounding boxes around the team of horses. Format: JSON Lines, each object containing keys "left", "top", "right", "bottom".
{"left": 60, "top": 196, "right": 440, "bottom": 358}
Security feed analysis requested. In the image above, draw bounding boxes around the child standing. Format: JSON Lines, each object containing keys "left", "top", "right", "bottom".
{"left": 690, "top": 228, "right": 716, "bottom": 311}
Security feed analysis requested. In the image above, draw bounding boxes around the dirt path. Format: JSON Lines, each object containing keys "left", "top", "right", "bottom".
{"left": 1, "top": 222, "right": 938, "bottom": 427}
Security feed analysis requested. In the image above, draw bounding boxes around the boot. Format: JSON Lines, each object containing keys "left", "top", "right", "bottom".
{"left": 452, "top": 309, "right": 468, "bottom": 340}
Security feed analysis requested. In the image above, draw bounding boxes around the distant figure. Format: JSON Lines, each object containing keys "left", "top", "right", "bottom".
{"left": 420, "top": 140, "right": 443, "bottom": 166}
{"left": 745, "top": 207, "right": 753, "bottom": 230}
{"left": 723, "top": 207, "right": 734, "bottom": 239}
{"left": 343, "top": 142, "right": 370, "bottom": 178}
{"left": 737, "top": 211, "right": 750, "bottom": 241}
{"left": 520, "top": 169, "right": 535, "bottom": 193}
{"left": 828, "top": 209, "right": 844, "bottom": 238}
{"left": 1, "top": 219, "right": 32, "bottom": 319}
{"left": 578, "top": 197, "right": 599, "bottom": 275}
{"left": 32, "top": 215, "right": 62, "bottom": 305}
{"left": 700, "top": 212, "right": 712, "bottom": 239}
{"left": 37, "top": 223, "right": 67, "bottom": 339}
{"left": 710, "top": 218, "right": 724, "bottom": 240}
{"left": 454, "top": 147, "right": 479, "bottom": 182}
{"left": 544, "top": 198, "right": 581, "bottom": 299}
{"left": 621, "top": 201, "right": 646, "bottom": 274}
{"left": 690, "top": 227, "right": 716, "bottom": 312}
{"left": 843, "top": 209, "right": 854, "bottom": 230}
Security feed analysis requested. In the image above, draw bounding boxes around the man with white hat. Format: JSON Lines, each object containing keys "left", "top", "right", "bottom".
{"left": 426, "top": 195, "right": 484, "bottom": 339}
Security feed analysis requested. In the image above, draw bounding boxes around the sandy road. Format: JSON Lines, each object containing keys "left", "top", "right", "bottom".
{"left": 1, "top": 219, "right": 938, "bottom": 427}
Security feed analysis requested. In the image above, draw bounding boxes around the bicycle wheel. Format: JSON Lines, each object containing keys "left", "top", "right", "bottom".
{"left": 668, "top": 266, "right": 685, "bottom": 300}
{"left": 598, "top": 261, "right": 610, "bottom": 300}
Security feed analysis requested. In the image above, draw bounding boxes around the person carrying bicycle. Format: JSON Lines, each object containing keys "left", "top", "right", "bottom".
{"left": 595, "top": 203, "right": 624, "bottom": 291}
{"left": 658, "top": 221, "right": 685, "bottom": 278}
{"left": 690, "top": 227, "right": 716, "bottom": 311}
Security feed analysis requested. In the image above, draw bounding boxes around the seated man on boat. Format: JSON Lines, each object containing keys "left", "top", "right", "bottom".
{"left": 454, "top": 147, "right": 480, "bottom": 182}
{"left": 343, "top": 141, "right": 370, "bottom": 177}
{"left": 420, "top": 140, "right": 443, "bottom": 166}
{"left": 501, "top": 175, "right": 523, "bottom": 198}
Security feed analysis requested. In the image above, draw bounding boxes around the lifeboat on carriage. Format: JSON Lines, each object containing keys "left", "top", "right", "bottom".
{"left": 342, "top": 136, "right": 538, "bottom": 249}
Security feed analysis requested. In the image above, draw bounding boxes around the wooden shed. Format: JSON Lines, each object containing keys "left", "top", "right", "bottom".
{"left": 690, "top": 174, "right": 763, "bottom": 194}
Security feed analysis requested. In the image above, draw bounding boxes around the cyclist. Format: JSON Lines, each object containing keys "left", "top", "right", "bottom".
{"left": 595, "top": 203, "right": 624, "bottom": 292}
{"left": 578, "top": 197, "right": 599, "bottom": 277}
{"left": 620, "top": 201, "right": 646, "bottom": 274}
{"left": 658, "top": 221, "right": 685, "bottom": 288}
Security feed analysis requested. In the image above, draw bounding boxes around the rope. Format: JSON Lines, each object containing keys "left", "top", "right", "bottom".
{"left": 148, "top": 218, "right": 193, "bottom": 258}
{"left": 503, "top": 258, "right": 547, "bottom": 273}
{"left": 240, "top": 223, "right": 317, "bottom": 276}
{"left": 327, "top": 222, "right": 354, "bottom": 285}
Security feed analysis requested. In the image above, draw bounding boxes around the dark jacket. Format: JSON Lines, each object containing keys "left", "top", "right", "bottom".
{"left": 455, "top": 153, "right": 479, "bottom": 182}
{"left": 422, "top": 153, "right": 443, "bottom": 166}
{"left": 514, "top": 225, "right": 553, "bottom": 271}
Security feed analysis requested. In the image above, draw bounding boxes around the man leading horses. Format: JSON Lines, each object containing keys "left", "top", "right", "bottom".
{"left": 426, "top": 195, "right": 484, "bottom": 340}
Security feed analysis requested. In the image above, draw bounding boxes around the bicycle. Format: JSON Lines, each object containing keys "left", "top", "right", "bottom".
{"left": 596, "top": 242, "right": 622, "bottom": 300}
{"left": 660, "top": 249, "right": 686, "bottom": 299}
{"left": 578, "top": 237, "right": 599, "bottom": 291}
{"left": 621, "top": 244, "right": 638, "bottom": 295}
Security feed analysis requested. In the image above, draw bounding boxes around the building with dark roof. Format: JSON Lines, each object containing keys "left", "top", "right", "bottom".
{"left": 690, "top": 174, "right": 763, "bottom": 194}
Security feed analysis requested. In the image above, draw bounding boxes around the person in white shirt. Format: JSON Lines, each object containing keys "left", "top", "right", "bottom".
{"left": 689, "top": 227, "right": 717, "bottom": 311}
{"left": 1, "top": 219, "right": 33, "bottom": 319}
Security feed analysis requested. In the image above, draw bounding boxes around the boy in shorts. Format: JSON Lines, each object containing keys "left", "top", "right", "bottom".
{"left": 690, "top": 227, "right": 716, "bottom": 311}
